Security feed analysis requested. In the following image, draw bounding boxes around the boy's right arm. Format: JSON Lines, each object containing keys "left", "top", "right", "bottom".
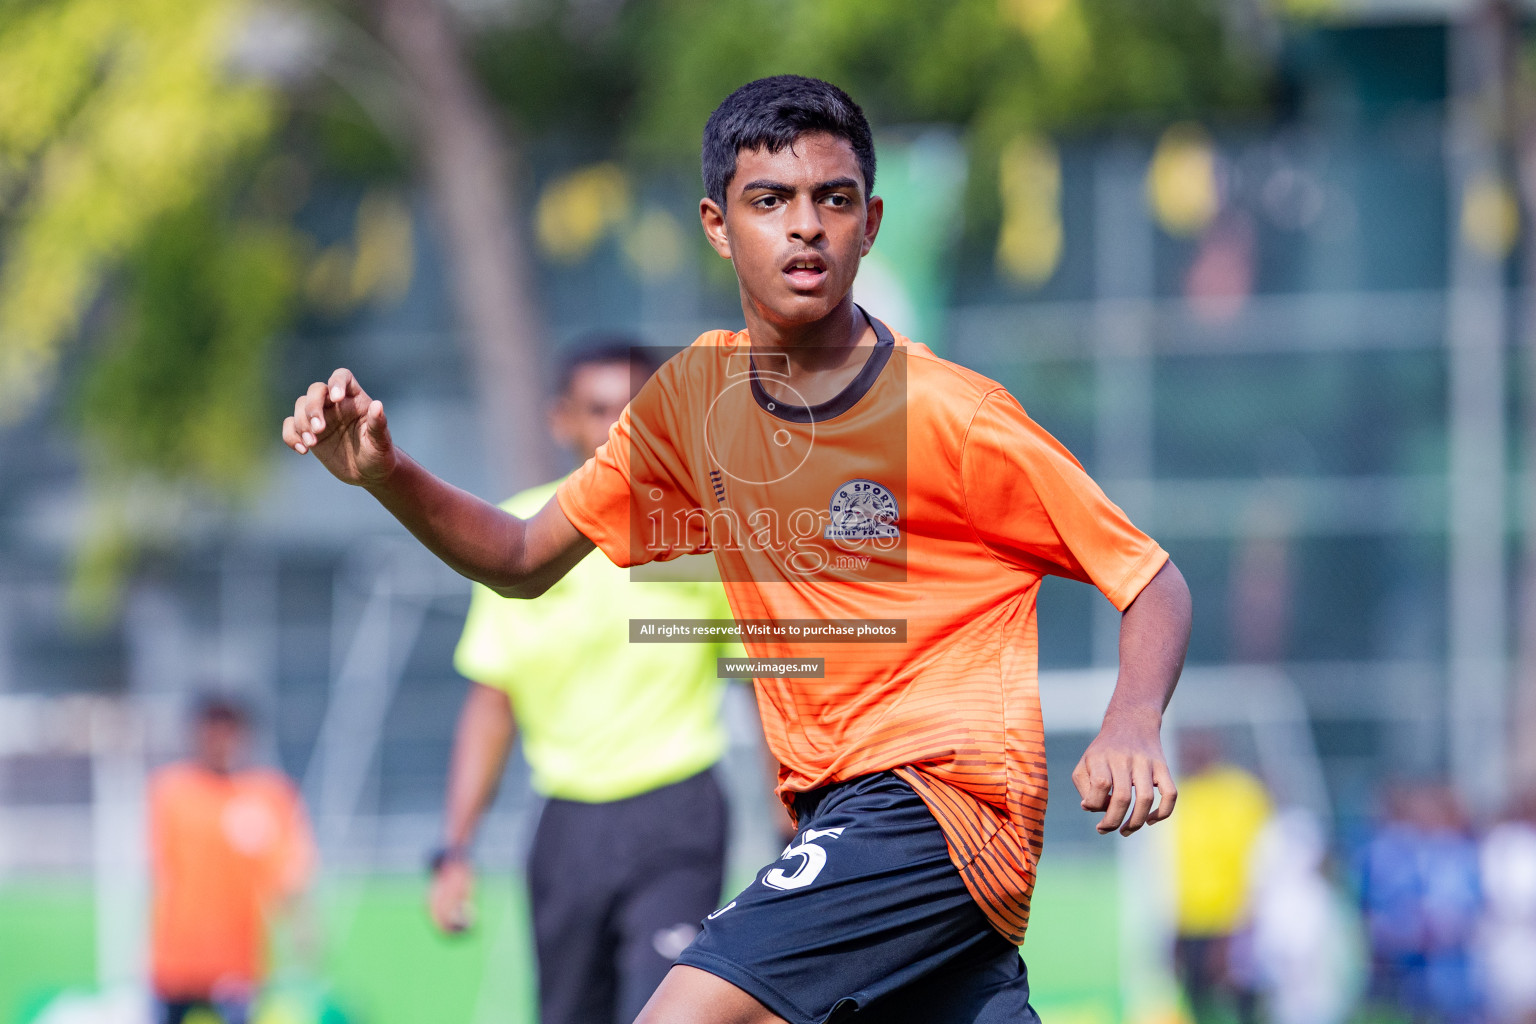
{"left": 281, "top": 368, "right": 593, "bottom": 597}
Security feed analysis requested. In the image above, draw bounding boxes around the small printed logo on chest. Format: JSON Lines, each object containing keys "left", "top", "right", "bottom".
{"left": 824, "top": 479, "right": 899, "bottom": 541}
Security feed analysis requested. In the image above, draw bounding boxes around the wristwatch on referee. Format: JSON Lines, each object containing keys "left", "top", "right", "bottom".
{"left": 427, "top": 843, "right": 471, "bottom": 873}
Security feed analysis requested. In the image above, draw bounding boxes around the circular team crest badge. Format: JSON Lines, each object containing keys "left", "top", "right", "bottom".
{"left": 824, "top": 479, "right": 900, "bottom": 542}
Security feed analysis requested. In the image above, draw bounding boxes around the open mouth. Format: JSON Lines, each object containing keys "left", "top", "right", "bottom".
{"left": 782, "top": 255, "right": 828, "bottom": 289}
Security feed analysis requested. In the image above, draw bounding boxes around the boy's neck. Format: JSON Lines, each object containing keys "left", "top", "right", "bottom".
{"left": 743, "top": 296, "right": 878, "bottom": 406}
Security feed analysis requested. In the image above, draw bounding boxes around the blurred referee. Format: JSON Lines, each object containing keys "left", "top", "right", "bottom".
{"left": 427, "top": 339, "right": 738, "bottom": 1024}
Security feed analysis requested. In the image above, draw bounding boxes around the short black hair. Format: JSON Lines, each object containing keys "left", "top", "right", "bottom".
{"left": 192, "top": 691, "right": 250, "bottom": 730}
{"left": 554, "top": 335, "right": 660, "bottom": 396}
{"left": 702, "top": 75, "right": 875, "bottom": 207}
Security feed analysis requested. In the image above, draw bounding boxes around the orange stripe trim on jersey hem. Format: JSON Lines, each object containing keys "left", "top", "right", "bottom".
{"left": 893, "top": 768, "right": 989, "bottom": 867}
{"left": 899, "top": 769, "right": 996, "bottom": 864}
{"left": 896, "top": 769, "right": 1035, "bottom": 935}
{"left": 958, "top": 856, "right": 1031, "bottom": 939}
{"left": 961, "top": 853, "right": 1029, "bottom": 929}
{"left": 896, "top": 767, "right": 1036, "bottom": 939}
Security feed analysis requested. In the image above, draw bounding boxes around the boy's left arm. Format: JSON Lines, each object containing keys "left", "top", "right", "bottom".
{"left": 1073, "top": 560, "right": 1192, "bottom": 837}
{"left": 957, "top": 390, "right": 1191, "bottom": 835}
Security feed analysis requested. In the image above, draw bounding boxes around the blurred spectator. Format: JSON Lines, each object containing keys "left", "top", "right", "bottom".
{"left": 426, "top": 340, "right": 741, "bottom": 1024}
{"left": 148, "top": 693, "right": 316, "bottom": 1024}
{"left": 1359, "top": 783, "right": 1482, "bottom": 1024}
{"left": 1478, "top": 791, "right": 1536, "bottom": 1024}
{"left": 1171, "top": 731, "right": 1273, "bottom": 1024}
{"left": 1249, "top": 807, "right": 1366, "bottom": 1024}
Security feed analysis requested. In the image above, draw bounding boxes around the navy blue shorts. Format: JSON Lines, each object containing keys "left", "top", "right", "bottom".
{"left": 677, "top": 772, "right": 1040, "bottom": 1024}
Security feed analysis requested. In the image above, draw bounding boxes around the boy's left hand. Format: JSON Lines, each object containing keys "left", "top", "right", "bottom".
{"left": 1072, "top": 707, "right": 1177, "bottom": 836}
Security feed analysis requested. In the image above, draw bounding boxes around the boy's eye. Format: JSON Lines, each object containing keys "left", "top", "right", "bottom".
{"left": 825, "top": 194, "right": 850, "bottom": 207}
{"left": 755, "top": 195, "right": 782, "bottom": 208}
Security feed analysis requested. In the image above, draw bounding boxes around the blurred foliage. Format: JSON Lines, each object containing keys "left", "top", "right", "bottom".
{"left": 65, "top": 186, "right": 307, "bottom": 619}
{"left": 74, "top": 200, "right": 297, "bottom": 490}
{"left": 1147, "top": 122, "right": 1221, "bottom": 237}
{"left": 307, "top": 85, "right": 411, "bottom": 182}
{"left": 302, "top": 189, "right": 414, "bottom": 313}
{"left": 0, "top": 0, "right": 425, "bottom": 615}
{"left": 0, "top": 0, "right": 279, "bottom": 418}
{"left": 996, "top": 134, "right": 1064, "bottom": 285}
{"left": 626, "top": 0, "right": 1262, "bottom": 153}
{"left": 535, "top": 162, "right": 632, "bottom": 262}
{"left": 0, "top": 0, "right": 1269, "bottom": 617}
{"left": 0, "top": 0, "right": 306, "bottom": 616}
{"left": 471, "top": 0, "right": 1266, "bottom": 239}
{"left": 1460, "top": 169, "right": 1520, "bottom": 260}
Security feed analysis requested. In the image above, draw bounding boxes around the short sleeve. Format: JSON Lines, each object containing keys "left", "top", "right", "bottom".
{"left": 453, "top": 579, "right": 520, "bottom": 686}
{"left": 962, "top": 390, "right": 1167, "bottom": 610}
{"left": 452, "top": 564, "right": 592, "bottom": 691}
{"left": 455, "top": 489, "right": 571, "bottom": 687}
{"left": 557, "top": 357, "right": 706, "bottom": 568}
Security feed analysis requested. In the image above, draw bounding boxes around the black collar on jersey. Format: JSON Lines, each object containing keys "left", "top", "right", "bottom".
{"left": 748, "top": 306, "right": 895, "bottom": 424}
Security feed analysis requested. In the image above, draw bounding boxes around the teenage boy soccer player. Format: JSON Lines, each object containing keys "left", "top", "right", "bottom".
{"left": 282, "top": 76, "right": 1191, "bottom": 1024}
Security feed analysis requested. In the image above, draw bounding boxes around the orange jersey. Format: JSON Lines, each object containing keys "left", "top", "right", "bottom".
{"left": 557, "top": 315, "right": 1166, "bottom": 943}
{"left": 148, "top": 763, "right": 315, "bottom": 998}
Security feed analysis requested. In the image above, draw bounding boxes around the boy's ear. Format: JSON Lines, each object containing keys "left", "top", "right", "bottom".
{"left": 700, "top": 197, "right": 732, "bottom": 259}
{"left": 861, "top": 194, "right": 884, "bottom": 257}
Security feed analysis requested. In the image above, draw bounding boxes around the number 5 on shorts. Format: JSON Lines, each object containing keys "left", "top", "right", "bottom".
{"left": 763, "top": 827, "right": 845, "bottom": 891}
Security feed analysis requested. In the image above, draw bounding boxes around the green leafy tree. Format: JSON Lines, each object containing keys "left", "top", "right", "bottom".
{"left": 0, "top": 0, "right": 1267, "bottom": 619}
{"left": 0, "top": 0, "right": 307, "bottom": 615}
{"left": 471, "top": 0, "right": 1262, "bottom": 232}
{"left": 0, "top": 0, "right": 282, "bottom": 418}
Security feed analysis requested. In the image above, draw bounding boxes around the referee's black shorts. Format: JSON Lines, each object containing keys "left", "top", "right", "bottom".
{"left": 527, "top": 767, "right": 727, "bottom": 1024}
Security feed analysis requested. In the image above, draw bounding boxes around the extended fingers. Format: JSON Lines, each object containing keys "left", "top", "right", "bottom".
{"left": 285, "top": 392, "right": 321, "bottom": 454}
{"left": 294, "top": 392, "right": 315, "bottom": 439}
{"left": 301, "top": 381, "right": 331, "bottom": 435}
{"left": 283, "top": 371, "right": 369, "bottom": 456}
{"left": 1120, "top": 759, "right": 1157, "bottom": 835}
{"left": 328, "top": 368, "right": 373, "bottom": 421}
{"left": 285, "top": 382, "right": 337, "bottom": 455}
{"left": 282, "top": 413, "right": 306, "bottom": 454}
{"left": 366, "top": 398, "right": 387, "bottom": 435}
{"left": 1097, "top": 759, "right": 1134, "bottom": 834}
{"left": 327, "top": 367, "right": 358, "bottom": 404}
{"left": 1073, "top": 755, "right": 1111, "bottom": 812}
{"left": 1147, "top": 760, "right": 1178, "bottom": 824}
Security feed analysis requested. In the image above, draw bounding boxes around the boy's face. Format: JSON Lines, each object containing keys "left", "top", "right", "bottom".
{"left": 701, "top": 132, "right": 882, "bottom": 330}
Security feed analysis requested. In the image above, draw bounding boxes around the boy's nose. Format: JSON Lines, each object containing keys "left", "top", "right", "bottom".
{"left": 787, "top": 199, "right": 824, "bottom": 242}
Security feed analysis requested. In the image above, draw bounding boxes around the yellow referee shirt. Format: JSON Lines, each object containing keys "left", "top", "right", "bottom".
{"left": 454, "top": 479, "right": 736, "bottom": 803}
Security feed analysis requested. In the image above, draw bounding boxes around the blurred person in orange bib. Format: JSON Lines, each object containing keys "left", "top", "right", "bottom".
{"left": 148, "top": 694, "right": 316, "bottom": 1024}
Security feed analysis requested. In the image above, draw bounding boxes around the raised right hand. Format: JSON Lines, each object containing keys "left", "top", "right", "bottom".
{"left": 281, "top": 368, "right": 395, "bottom": 487}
